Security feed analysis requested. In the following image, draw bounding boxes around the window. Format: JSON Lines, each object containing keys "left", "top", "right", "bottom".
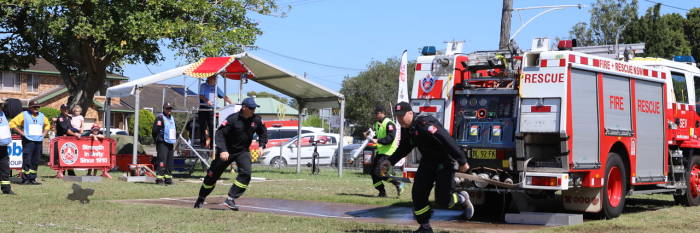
{"left": 695, "top": 76, "right": 700, "bottom": 105}
{"left": 671, "top": 72, "right": 688, "bottom": 104}
{"left": 27, "top": 74, "right": 40, "bottom": 92}
{"left": 0, "top": 71, "right": 20, "bottom": 92}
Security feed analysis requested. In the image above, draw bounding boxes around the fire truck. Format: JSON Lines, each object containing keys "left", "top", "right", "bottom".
{"left": 405, "top": 38, "right": 700, "bottom": 219}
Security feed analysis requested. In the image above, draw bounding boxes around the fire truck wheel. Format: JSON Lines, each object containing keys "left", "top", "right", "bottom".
{"left": 600, "top": 152, "right": 627, "bottom": 219}
{"left": 674, "top": 155, "right": 700, "bottom": 206}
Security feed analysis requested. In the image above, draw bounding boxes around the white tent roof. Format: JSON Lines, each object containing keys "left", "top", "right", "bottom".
{"left": 106, "top": 53, "right": 344, "bottom": 107}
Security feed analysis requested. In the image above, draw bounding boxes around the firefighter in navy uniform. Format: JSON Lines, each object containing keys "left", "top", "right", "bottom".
{"left": 381, "top": 102, "right": 474, "bottom": 233}
{"left": 0, "top": 101, "right": 15, "bottom": 194}
{"left": 10, "top": 101, "right": 50, "bottom": 185}
{"left": 55, "top": 104, "right": 81, "bottom": 176}
{"left": 194, "top": 97, "right": 267, "bottom": 210}
{"left": 152, "top": 103, "right": 177, "bottom": 185}
{"left": 369, "top": 105, "right": 403, "bottom": 197}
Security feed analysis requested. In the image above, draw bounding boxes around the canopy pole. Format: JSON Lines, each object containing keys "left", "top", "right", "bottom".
{"left": 212, "top": 76, "right": 218, "bottom": 160}
{"left": 132, "top": 88, "right": 141, "bottom": 166}
{"left": 239, "top": 76, "right": 244, "bottom": 102}
{"left": 296, "top": 99, "right": 304, "bottom": 173}
{"left": 338, "top": 99, "right": 345, "bottom": 177}
{"left": 105, "top": 97, "right": 111, "bottom": 137}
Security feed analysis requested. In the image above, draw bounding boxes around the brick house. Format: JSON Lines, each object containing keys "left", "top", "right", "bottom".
{"left": 0, "top": 58, "right": 133, "bottom": 131}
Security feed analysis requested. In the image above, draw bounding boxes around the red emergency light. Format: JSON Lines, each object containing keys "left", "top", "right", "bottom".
{"left": 528, "top": 176, "right": 561, "bottom": 186}
{"left": 531, "top": 106, "right": 552, "bottom": 112}
{"left": 557, "top": 40, "right": 577, "bottom": 50}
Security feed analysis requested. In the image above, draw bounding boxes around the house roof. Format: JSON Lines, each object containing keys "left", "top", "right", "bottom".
{"left": 12, "top": 58, "right": 128, "bottom": 80}
{"left": 219, "top": 95, "right": 298, "bottom": 116}
{"left": 27, "top": 86, "right": 133, "bottom": 112}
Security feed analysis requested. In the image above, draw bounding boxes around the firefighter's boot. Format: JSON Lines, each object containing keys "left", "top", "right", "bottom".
{"left": 1, "top": 183, "right": 14, "bottom": 195}
{"left": 395, "top": 182, "right": 404, "bottom": 197}
{"left": 459, "top": 191, "right": 474, "bottom": 219}
{"left": 164, "top": 175, "right": 173, "bottom": 185}
{"left": 194, "top": 197, "right": 205, "bottom": 208}
{"left": 223, "top": 197, "right": 239, "bottom": 211}
{"left": 413, "top": 224, "right": 434, "bottom": 233}
{"left": 155, "top": 175, "right": 164, "bottom": 185}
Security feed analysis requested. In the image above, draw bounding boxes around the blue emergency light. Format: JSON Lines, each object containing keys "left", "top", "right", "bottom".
{"left": 673, "top": 55, "right": 696, "bottom": 63}
{"left": 421, "top": 46, "right": 436, "bottom": 56}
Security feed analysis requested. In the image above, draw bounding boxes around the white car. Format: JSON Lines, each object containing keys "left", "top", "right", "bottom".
{"left": 259, "top": 133, "right": 340, "bottom": 168}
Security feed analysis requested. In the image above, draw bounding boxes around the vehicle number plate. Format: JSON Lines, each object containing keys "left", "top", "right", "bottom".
{"left": 472, "top": 149, "right": 496, "bottom": 159}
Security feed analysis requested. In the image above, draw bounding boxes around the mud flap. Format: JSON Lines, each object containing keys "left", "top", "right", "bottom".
{"left": 562, "top": 188, "right": 602, "bottom": 213}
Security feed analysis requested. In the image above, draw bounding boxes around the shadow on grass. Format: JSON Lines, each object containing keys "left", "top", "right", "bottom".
{"left": 623, "top": 197, "right": 676, "bottom": 214}
{"left": 344, "top": 227, "right": 449, "bottom": 233}
{"left": 337, "top": 192, "right": 380, "bottom": 198}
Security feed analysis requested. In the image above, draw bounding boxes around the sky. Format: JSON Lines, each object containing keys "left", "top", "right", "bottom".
{"left": 123, "top": 0, "right": 699, "bottom": 99}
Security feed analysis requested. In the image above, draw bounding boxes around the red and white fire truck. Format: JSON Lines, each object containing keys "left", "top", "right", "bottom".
{"left": 405, "top": 38, "right": 700, "bottom": 218}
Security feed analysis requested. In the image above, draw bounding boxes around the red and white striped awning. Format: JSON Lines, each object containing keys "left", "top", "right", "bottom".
{"left": 184, "top": 57, "right": 250, "bottom": 80}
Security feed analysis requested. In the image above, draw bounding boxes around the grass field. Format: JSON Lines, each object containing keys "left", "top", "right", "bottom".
{"left": 1, "top": 165, "right": 699, "bottom": 233}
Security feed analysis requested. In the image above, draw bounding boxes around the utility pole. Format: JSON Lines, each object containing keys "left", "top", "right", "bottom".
{"left": 499, "top": 0, "right": 513, "bottom": 50}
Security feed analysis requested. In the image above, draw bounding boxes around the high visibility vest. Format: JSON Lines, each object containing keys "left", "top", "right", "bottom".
{"left": 0, "top": 113, "right": 10, "bottom": 146}
{"left": 373, "top": 118, "right": 398, "bottom": 155}
{"left": 161, "top": 114, "right": 177, "bottom": 144}
{"left": 23, "top": 111, "right": 45, "bottom": 142}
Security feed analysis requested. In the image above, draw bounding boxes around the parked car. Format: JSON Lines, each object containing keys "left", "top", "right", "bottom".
{"left": 250, "top": 126, "right": 324, "bottom": 162}
{"left": 259, "top": 133, "right": 340, "bottom": 168}
{"left": 102, "top": 128, "right": 129, "bottom": 136}
{"left": 331, "top": 143, "right": 364, "bottom": 168}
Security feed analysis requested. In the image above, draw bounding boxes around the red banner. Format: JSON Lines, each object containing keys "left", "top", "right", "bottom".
{"left": 49, "top": 136, "right": 116, "bottom": 178}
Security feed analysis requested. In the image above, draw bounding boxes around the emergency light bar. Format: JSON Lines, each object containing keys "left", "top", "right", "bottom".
{"left": 421, "top": 46, "right": 436, "bottom": 56}
{"left": 673, "top": 55, "right": 696, "bottom": 63}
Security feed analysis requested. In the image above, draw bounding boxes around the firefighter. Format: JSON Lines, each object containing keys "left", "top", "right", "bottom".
{"left": 10, "top": 101, "right": 50, "bottom": 185}
{"left": 198, "top": 76, "right": 232, "bottom": 147}
{"left": 381, "top": 102, "right": 474, "bottom": 233}
{"left": 194, "top": 97, "right": 267, "bottom": 210}
{"left": 55, "top": 104, "right": 81, "bottom": 176}
{"left": 152, "top": 102, "right": 177, "bottom": 185}
{"left": 0, "top": 100, "right": 15, "bottom": 194}
{"left": 369, "top": 105, "right": 403, "bottom": 197}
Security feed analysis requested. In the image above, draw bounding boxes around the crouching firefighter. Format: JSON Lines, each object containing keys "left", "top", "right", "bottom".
{"left": 194, "top": 97, "right": 267, "bottom": 210}
{"left": 152, "top": 102, "right": 177, "bottom": 185}
{"left": 381, "top": 102, "right": 474, "bottom": 233}
{"left": 369, "top": 105, "right": 403, "bottom": 197}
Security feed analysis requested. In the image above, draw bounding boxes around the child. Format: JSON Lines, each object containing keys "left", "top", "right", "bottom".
{"left": 70, "top": 106, "right": 84, "bottom": 134}
{"left": 83, "top": 124, "right": 105, "bottom": 176}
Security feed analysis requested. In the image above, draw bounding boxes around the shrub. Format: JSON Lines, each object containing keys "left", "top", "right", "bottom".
{"left": 127, "top": 109, "right": 156, "bottom": 145}
{"left": 39, "top": 107, "right": 60, "bottom": 122}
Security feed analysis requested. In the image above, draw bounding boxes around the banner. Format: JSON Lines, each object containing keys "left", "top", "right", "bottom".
{"left": 395, "top": 50, "right": 409, "bottom": 167}
{"left": 7, "top": 139, "right": 22, "bottom": 169}
{"left": 397, "top": 50, "right": 409, "bottom": 103}
{"left": 49, "top": 136, "right": 116, "bottom": 178}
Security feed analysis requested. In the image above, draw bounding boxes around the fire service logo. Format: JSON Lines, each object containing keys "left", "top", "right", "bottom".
{"left": 420, "top": 74, "right": 436, "bottom": 93}
{"left": 60, "top": 142, "right": 79, "bottom": 165}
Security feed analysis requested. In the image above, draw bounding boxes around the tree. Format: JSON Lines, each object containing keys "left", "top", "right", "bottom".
{"left": 0, "top": 0, "right": 278, "bottom": 114}
{"left": 39, "top": 107, "right": 60, "bottom": 125}
{"left": 623, "top": 4, "right": 691, "bottom": 58}
{"left": 684, "top": 8, "right": 700, "bottom": 60}
{"left": 127, "top": 109, "right": 155, "bottom": 145}
{"left": 302, "top": 115, "right": 329, "bottom": 132}
{"left": 340, "top": 58, "right": 415, "bottom": 137}
{"left": 569, "top": 0, "right": 638, "bottom": 45}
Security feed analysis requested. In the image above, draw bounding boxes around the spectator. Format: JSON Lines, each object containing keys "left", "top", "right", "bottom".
{"left": 70, "top": 106, "right": 84, "bottom": 133}
{"left": 83, "top": 124, "right": 105, "bottom": 176}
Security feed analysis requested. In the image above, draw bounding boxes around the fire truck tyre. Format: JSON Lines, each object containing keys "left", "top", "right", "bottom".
{"left": 674, "top": 156, "right": 700, "bottom": 206}
{"left": 600, "top": 153, "right": 627, "bottom": 219}
{"left": 270, "top": 156, "right": 287, "bottom": 169}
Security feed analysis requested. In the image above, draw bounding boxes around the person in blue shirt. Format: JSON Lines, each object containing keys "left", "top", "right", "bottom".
{"left": 198, "top": 76, "right": 232, "bottom": 147}
{"left": 0, "top": 100, "right": 15, "bottom": 194}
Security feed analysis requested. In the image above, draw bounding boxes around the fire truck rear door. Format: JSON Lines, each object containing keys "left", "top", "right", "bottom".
{"left": 571, "top": 69, "right": 600, "bottom": 168}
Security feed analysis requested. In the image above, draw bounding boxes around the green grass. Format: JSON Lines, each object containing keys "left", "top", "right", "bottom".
{"left": 0, "top": 166, "right": 421, "bottom": 233}
{"left": 1, "top": 165, "right": 700, "bottom": 232}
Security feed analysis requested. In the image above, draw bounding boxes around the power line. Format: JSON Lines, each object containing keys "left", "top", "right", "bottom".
{"left": 251, "top": 46, "right": 366, "bottom": 71}
{"left": 643, "top": 0, "right": 690, "bottom": 12}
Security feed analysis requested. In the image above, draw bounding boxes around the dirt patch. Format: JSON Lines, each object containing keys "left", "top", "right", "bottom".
{"left": 113, "top": 196, "right": 547, "bottom": 232}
